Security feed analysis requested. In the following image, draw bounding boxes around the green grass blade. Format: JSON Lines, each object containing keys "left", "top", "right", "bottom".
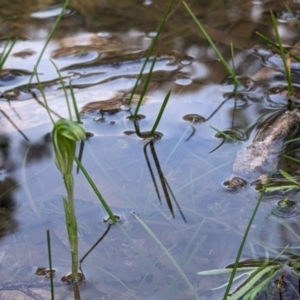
{"left": 227, "top": 265, "right": 281, "bottom": 300}
{"left": 183, "top": 1, "right": 241, "bottom": 88}
{"left": 230, "top": 43, "right": 235, "bottom": 73}
{"left": 74, "top": 156, "right": 117, "bottom": 224}
{"left": 255, "top": 32, "right": 300, "bottom": 62}
{"left": 127, "top": 0, "right": 174, "bottom": 106}
{"left": 0, "top": 38, "right": 17, "bottom": 71}
{"left": 263, "top": 185, "right": 299, "bottom": 193}
{"left": 279, "top": 169, "right": 300, "bottom": 186}
{"left": 198, "top": 267, "right": 257, "bottom": 276}
{"left": 69, "top": 83, "right": 81, "bottom": 123}
{"left": 132, "top": 212, "right": 201, "bottom": 300}
{"left": 270, "top": 11, "right": 294, "bottom": 96}
{"left": 132, "top": 56, "right": 157, "bottom": 118}
{"left": 50, "top": 59, "right": 72, "bottom": 120}
{"left": 222, "top": 186, "right": 267, "bottom": 299}
{"left": 28, "top": 0, "right": 69, "bottom": 86}
{"left": 35, "top": 72, "right": 55, "bottom": 125}
{"left": 149, "top": 89, "right": 171, "bottom": 136}
{"left": 283, "top": 154, "right": 300, "bottom": 163}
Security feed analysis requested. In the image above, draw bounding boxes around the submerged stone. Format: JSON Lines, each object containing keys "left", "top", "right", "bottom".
{"left": 226, "top": 109, "right": 300, "bottom": 188}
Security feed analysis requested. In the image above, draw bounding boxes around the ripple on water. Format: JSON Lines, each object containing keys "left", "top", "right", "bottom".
{"left": 97, "top": 32, "right": 113, "bottom": 38}
{"left": 179, "top": 56, "right": 193, "bottom": 67}
{"left": 276, "top": 10, "right": 300, "bottom": 23}
{"left": 0, "top": 70, "right": 32, "bottom": 88}
{"left": 271, "top": 198, "right": 300, "bottom": 218}
{"left": 264, "top": 85, "right": 300, "bottom": 108}
{"left": 175, "top": 74, "right": 192, "bottom": 86}
{"left": 146, "top": 31, "right": 157, "bottom": 38}
{"left": 182, "top": 114, "right": 205, "bottom": 123}
{"left": 143, "top": 0, "right": 153, "bottom": 5}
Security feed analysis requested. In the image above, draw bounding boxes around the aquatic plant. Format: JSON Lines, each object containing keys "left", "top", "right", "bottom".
{"left": 36, "top": 58, "right": 118, "bottom": 283}
{"left": 52, "top": 118, "right": 86, "bottom": 282}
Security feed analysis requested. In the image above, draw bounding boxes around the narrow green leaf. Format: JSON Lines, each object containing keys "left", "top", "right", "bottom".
{"left": 50, "top": 59, "right": 72, "bottom": 120}
{"left": 270, "top": 11, "right": 294, "bottom": 96}
{"left": 0, "top": 38, "right": 17, "bottom": 71}
{"left": 149, "top": 89, "right": 171, "bottom": 136}
{"left": 74, "top": 156, "right": 117, "bottom": 224}
{"left": 227, "top": 265, "right": 281, "bottom": 300}
{"left": 222, "top": 181, "right": 269, "bottom": 299}
{"left": 69, "top": 82, "right": 81, "bottom": 124}
{"left": 133, "top": 56, "right": 157, "bottom": 118}
{"left": 127, "top": 0, "right": 174, "bottom": 106}
{"left": 183, "top": 1, "right": 241, "bottom": 88}
{"left": 198, "top": 267, "right": 257, "bottom": 276}
{"left": 28, "top": 0, "right": 70, "bottom": 86}
{"left": 280, "top": 169, "right": 300, "bottom": 186}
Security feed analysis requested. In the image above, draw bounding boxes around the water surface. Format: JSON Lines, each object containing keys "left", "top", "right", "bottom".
{"left": 1, "top": 0, "right": 300, "bottom": 299}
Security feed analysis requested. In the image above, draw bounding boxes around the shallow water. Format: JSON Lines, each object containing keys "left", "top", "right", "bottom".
{"left": 1, "top": 0, "right": 300, "bottom": 299}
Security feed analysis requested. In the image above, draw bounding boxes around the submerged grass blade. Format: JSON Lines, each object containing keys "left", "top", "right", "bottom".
{"left": 149, "top": 89, "right": 171, "bottom": 136}
{"left": 132, "top": 212, "right": 201, "bottom": 300}
{"left": 227, "top": 265, "right": 281, "bottom": 300}
{"left": 127, "top": 0, "right": 174, "bottom": 106}
{"left": 270, "top": 11, "right": 294, "bottom": 96}
{"left": 28, "top": 0, "right": 69, "bottom": 86}
{"left": 183, "top": 1, "right": 241, "bottom": 88}
{"left": 74, "top": 156, "right": 117, "bottom": 224}
{"left": 0, "top": 109, "right": 30, "bottom": 142}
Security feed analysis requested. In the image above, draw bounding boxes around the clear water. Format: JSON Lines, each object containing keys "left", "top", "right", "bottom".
{"left": 1, "top": 0, "right": 300, "bottom": 299}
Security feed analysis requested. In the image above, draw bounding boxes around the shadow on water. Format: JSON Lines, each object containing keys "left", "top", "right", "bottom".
{"left": 3, "top": 0, "right": 300, "bottom": 299}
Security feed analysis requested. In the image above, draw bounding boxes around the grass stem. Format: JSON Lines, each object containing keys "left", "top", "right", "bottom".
{"left": 270, "top": 11, "right": 294, "bottom": 97}
{"left": 183, "top": 1, "right": 241, "bottom": 88}
{"left": 28, "top": 0, "right": 69, "bottom": 87}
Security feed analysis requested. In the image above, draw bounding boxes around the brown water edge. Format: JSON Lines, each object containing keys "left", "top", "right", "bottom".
{"left": 1, "top": 0, "right": 300, "bottom": 299}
